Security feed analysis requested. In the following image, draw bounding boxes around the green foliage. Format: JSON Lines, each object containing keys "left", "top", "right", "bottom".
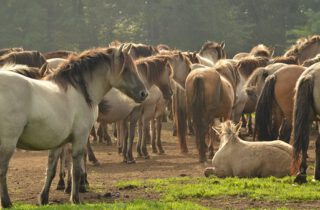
{"left": 0, "top": 0, "right": 319, "bottom": 55}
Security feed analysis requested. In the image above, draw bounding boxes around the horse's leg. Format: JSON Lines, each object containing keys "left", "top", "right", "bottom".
{"left": 116, "top": 121, "right": 122, "bottom": 154}
{"left": 136, "top": 118, "right": 143, "bottom": 157}
{"left": 90, "top": 126, "right": 98, "bottom": 142}
{"left": 87, "top": 139, "right": 100, "bottom": 166}
{"left": 121, "top": 119, "right": 129, "bottom": 163}
{"left": 171, "top": 93, "right": 177, "bottom": 136}
{"left": 56, "top": 146, "right": 66, "bottom": 190}
{"left": 113, "top": 123, "right": 117, "bottom": 138}
{"left": 64, "top": 146, "right": 72, "bottom": 194}
{"left": 0, "top": 145, "right": 15, "bottom": 208}
{"left": 156, "top": 116, "right": 165, "bottom": 154}
{"left": 103, "top": 124, "right": 112, "bottom": 145}
{"left": 70, "top": 140, "right": 86, "bottom": 204}
{"left": 187, "top": 115, "right": 194, "bottom": 136}
{"left": 127, "top": 117, "right": 137, "bottom": 164}
{"left": 151, "top": 118, "right": 157, "bottom": 153}
{"left": 141, "top": 119, "right": 151, "bottom": 159}
{"left": 39, "top": 147, "right": 63, "bottom": 205}
{"left": 79, "top": 146, "right": 88, "bottom": 193}
{"left": 97, "top": 123, "right": 103, "bottom": 143}
{"left": 208, "top": 124, "right": 215, "bottom": 159}
{"left": 241, "top": 113, "right": 247, "bottom": 128}
{"left": 247, "top": 114, "right": 253, "bottom": 136}
{"left": 315, "top": 123, "right": 320, "bottom": 180}
{"left": 175, "top": 87, "right": 188, "bottom": 153}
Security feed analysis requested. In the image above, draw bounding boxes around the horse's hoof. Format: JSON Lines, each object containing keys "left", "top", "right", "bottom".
{"left": 1, "top": 198, "right": 13, "bottom": 208}
{"left": 38, "top": 193, "right": 49, "bottom": 205}
{"left": 204, "top": 167, "right": 214, "bottom": 177}
{"left": 294, "top": 173, "right": 307, "bottom": 184}
{"left": 158, "top": 150, "right": 165, "bottom": 155}
{"left": 127, "top": 159, "right": 136, "bottom": 164}
{"left": 70, "top": 196, "right": 81, "bottom": 204}
{"left": 92, "top": 160, "right": 101, "bottom": 167}
{"left": 144, "top": 155, "right": 150, "bottom": 159}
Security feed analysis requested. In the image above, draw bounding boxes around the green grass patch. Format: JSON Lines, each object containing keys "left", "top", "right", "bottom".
{"left": 116, "top": 176, "right": 320, "bottom": 202}
{"left": 13, "top": 200, "right": 207, "bottom": 210}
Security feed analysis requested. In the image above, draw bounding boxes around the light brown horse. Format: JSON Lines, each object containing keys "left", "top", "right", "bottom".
{"left": 285, "top": 35, "right": 320, "bottom": 64}
{"left": 186, "top": 64, "right": 235, "bottom": 162}
{"left": 292, "top": 62, "right": 320, "bottom": 184}
{"left": 254, "top": 65, "right": 305, "bottom": 142}
{"left": 233, "top": 44, "right": 274, "bottom": 60}
{"left": 197, "top": 41, "right": 226, "bottom": 64}
{"left": 0, "top": 51, "right": 47, "bottom": 68}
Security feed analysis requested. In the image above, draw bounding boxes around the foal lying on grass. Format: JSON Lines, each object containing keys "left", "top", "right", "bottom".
{"left": 204, "top": 121, "right": 292, "bottom": 178}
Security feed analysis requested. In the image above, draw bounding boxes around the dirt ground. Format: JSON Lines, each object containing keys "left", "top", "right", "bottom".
{"left": 7, "top": 122, "right": 319, "bottom": 209}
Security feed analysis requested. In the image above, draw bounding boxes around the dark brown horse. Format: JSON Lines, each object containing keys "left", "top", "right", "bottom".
{"left": 254, "top": 65, "right": 305, "bottom": 142}
{"left": 0, "top": 51, "right": 47, "bottom": 68}
{"left": 302, "top": 53, "right": 320, "bottom": 67}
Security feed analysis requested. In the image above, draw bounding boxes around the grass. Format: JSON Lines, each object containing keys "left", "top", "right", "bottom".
{"left": 12, "top": 200, "right": 207, "bottom": 210}
{"left": 11, "top": 176, "right": 320, "bottom": 209}
{"left": 116, "top": 176, "right": 320, "bottom": 201}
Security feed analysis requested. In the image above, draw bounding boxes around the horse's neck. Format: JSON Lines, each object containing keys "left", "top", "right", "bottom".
{"left": 299, "top": 44, "right": 320, "bottom": 64}
{"left": 137, "top": 65, "right": 157, "bottom": 89}
{"left": 86, "top": 66, "right": 111, "bottom": 106}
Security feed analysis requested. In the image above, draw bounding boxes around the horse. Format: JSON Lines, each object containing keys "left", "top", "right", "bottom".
{"left": 0, "top": 51, "right": 47, "bottom": 68}
{"left": 0, "top": 46, "right": 148, "bottom": 208}
{"left": 197, "top": 41, "right": 226, "bottom": 64}
{"left": 269, "top": 55, "right": 298, "bottom": 65}
{"left": 292, "top": 62, "right": 320, "bottom": 184}
{"left": 233, "top": 44, "right": 274, "bottom": 60}
{"left": 0, "top": 47, "right": 23, "bottom": 57}
{"left": 186, "top": 64, "right": 235, "bottom": 162}
{"left": 254, "top": 64, "right": 305, "bottom": 142}
{"left": 285, "top": 35, "right": 320, "bottom": 64}
{"left": 43, "top": 50, "right": 76, "bottom": 59}
{"left": 204, "top": 121, "right": 292, "bottom": 178}
{"left": 302, "top": 53, "right": 320, "bottom": 67}
{"left": 123, "top": 43, "right": 159, "bottom": 60}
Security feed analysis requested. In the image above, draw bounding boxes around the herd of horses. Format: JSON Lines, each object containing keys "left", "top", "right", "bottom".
{"left": 0, "top": 35, "right": 320, "bottom": 208}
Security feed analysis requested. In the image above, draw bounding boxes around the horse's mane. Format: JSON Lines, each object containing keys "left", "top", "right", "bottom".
{"left": 250, "top": 44, "right": 273, "bottom": 58}
{"left": 157, "top": 44, "right": 171, "bottom": 51}
{"left": 136, "top": 55, "right": 172, "bottom": 85}
{"left": 302, "top": 54, "right": 320, "bottom": 67}
{"left": 154, "top": 51, "right": 192, "bottom": 73}
{"left": 199, "top": 41, "right": 226, "bottom": 59}
{"left": 0, "top": 51, "right": 46, "bottom": 68}
{"left": 285, "top": 35, "right": 320, "bottom": 56}
{"left": 109, "top": 40, "right": 122, "bottom": 47}
{"left": 46, "top": 47, "right": 117, "bottom": 106}
{"left": 0, "top": 47, "right": 23, "bottom": 57}
{"left": 0, "top": 63, "right": 43, "bottom": 79}
{"left": 270, "top": 55, "right": 298, "bottom": 64}
{"left": 183, "top": 51, "right": 199, "bottom": 64}
{"left": 215, "top": 59, "right": 239, "bottom": 91}
{"left": 237, "top": 56, "right": 269, "bottom": 79}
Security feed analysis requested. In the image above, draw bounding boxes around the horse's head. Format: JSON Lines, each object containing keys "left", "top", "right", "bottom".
{"left": 110, "top": 45, "right": 148, "bottom": 103}
{"left": 212, "top": 121, "right": 241, "bottom": 149}
{"left": 168, "top": 52, "right": 192, "bottom": 89}
{"left": 156, "top": 59, "right": 173, "bottom": 100}
{"left": 199, "top": 41, "right": 226, "bottom": 63}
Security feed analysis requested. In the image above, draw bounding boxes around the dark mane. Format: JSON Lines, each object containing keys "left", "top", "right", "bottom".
{"left": 250, "top": 44, "right": 272, "bottom": 58}
{"left": 136, "top": 55, "right": 172, "bottom": 84}
{"left": 302, "top": 54, "right": 320, "bottom": 67}
{"left": 182, "top": 51, "right": 199, "bottom": 64}
{"left": 237, "top": 56, "right": 269, "bottom": 79}
{"left": 285, "top": 35, "right": 320, "bottom": 56}
{"left": 126, "top": 43, "right": 159, "bottom": 58}
{"left": 0, "top": 51, "right": 46, "bottom": 68}
{"left": 199, "top": 41, "right": 226, "bottom": 59}
{"left": 0, "top": 47, "right": 23, "bottom": 57}
{"left": 270, "top": 55, "right": 298, "bottom": 64}
{"left": 46, "top": 48, "right": 115, "bottom": 106}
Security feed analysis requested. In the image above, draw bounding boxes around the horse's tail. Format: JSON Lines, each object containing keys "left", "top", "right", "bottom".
{"left": 254, "top": 75, "right": 277, "bottom": 141}
{"left": 292, "top": 75, "right": 314, "bottom": 172}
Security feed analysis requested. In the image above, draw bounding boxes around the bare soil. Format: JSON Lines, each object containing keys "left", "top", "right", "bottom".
{"left": 7, "top": 123, "right": 319, "bottom": 209}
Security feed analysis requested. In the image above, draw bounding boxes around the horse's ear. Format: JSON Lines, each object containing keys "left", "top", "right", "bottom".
{"left": 39, "top": 62, "right": 48, "bottom": 76}
{"left": 220, "top": 41, "right": 225, "bottom": 49}
{"left": 235, "top": 122, "right": 242, "bottom": 135}
{"left": 269, "top": 46, "right": 275, "bottom": 57}
{"left": 212, "top": 125, "right": 221, "bottom": 135}
{"left": 122, "top": 43, "right": 132, "bottom": 54}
